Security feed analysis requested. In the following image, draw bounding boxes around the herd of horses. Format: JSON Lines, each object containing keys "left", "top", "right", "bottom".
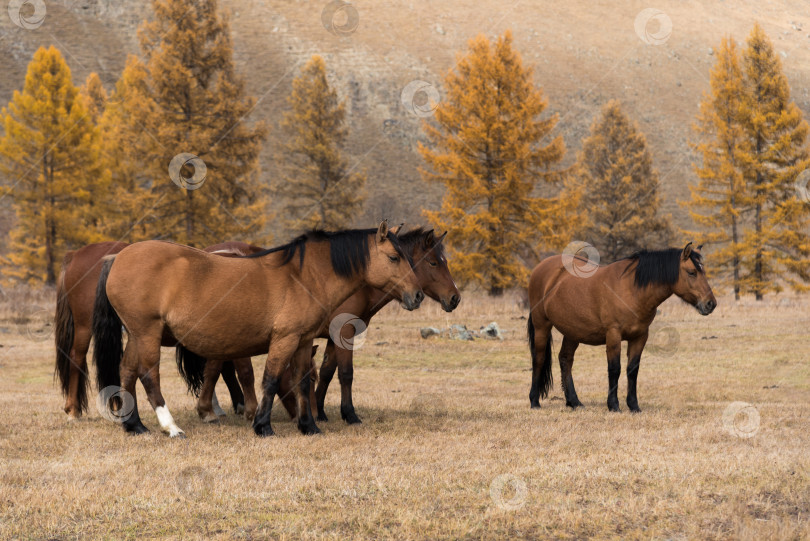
{"left": 52, "top": 220, "right": 717, "bottom": 438}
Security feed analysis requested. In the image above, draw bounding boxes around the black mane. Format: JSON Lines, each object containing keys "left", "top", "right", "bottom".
{"left": 242, "top": 228, "right": 408, "bottom": 278}
{"left": 622, "top": 248, "right": 704, "bottom": 288}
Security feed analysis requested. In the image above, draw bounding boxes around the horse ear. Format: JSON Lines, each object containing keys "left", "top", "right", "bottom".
{"left": 437, "top": 231, "right": 448, "bottom": 243}
{"left": 696, "top": 244, "right": 704, "bottom": 252}
{"left": 682, "top": 242, "right": 693, "bottom": 261}
{"left": 423, "top": 229, "right": 435, "bottom": 247}
{"left": 377, "top": 220, "right": 389, "bottom": 242}
{"left": 390, "top": 223, "right": 405, "bottom": 236}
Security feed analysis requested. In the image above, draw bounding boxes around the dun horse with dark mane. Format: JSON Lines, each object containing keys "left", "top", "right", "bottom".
{"left": 527, "top": 243, "right": 716, "bottom": 412}
{"left": 92, "top": 222, "right": 423, "bottom": 437}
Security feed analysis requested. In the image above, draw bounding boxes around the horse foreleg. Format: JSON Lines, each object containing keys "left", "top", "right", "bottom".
{"left": 605, "top": 329, "right": 622, "bottom": 412}
{"left": 335, "top": 343, "right": 361, "bottom": 424}
{"left": 626, "top": 333, "right": 647, "bottom": 413}
{"left": 314, "top": 341, "right": 338, "bottom": 421}
{"left": 253, "top": 335, "right": 300, "bottom": 437}
{"left": 197, "top": 358, "right": 223, "bottom": 424}
{"left": 559, "top": 337, "right": 582, "bottom": 409}
{"left": 292, "top": 342, "right": 320, "bottom": 435}
{"left": 233, "top": 357, "right": 257, "bottom": 421}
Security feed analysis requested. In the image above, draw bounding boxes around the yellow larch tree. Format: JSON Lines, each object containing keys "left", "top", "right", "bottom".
{"left": 420, "top": 31, "right": 571, "bottom": 295}
{"left": 129, "top": 0, "right": 268, "bottom": 246}
{"left": 570, "top": 100, "right": 671, "bottom": 262}
{"left": 0, "top": 46, "right": 108, "bottom": 285}
{"left": 684, "top": 37, "right": 750, "bottom": 299}
{"left": 275, "top": 55, "right": 366, "bottom": 232}
{"left": 737, "top": 23, "right": 810, "bottom": 299}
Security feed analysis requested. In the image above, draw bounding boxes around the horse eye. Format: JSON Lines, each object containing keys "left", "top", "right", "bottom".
{"left": 388, "top": 255, "right": 399, "bottom": 263}
{"left": 687, "top": 270, "right": 697, "bottom": 277}
{"left": 428, "top": 260, "right": 438, "bottom": 267}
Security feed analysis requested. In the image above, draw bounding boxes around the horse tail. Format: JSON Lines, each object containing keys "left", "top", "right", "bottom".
{"left": 175, "top": 345, "right": 207, "bottom": 397}
{"left": 92, "top": 257, "right": 123, "bottom": 392}
{"left": 528, "top": 314, "right": 553, "bottom": 406}
{"left": 54, "top": 251, "right": 85, "bottom": 412}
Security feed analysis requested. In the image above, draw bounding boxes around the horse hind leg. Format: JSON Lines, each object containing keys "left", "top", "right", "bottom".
{"left": 605, "top": 329, "right": 622, "bottom": 412}
{"left": 65, "top": 330, "right": 91, "bottom": 419}
{"left": 314, "top": 341, "right": 338, "bottom": 422}
{"left": 528, "top": 314, "right": 553, "bottom": 409}
{"left": 197, "top": 358, "right": 224, "bottom": 424}
{"left": 137, "top": 338, "right": 185, "bottom": 437}
{"left": 558, "top": 337, "right": 583, "bottom": 409}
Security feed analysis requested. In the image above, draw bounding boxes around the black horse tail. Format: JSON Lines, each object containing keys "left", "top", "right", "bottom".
{"left": 528, "top": 314, "right": 553, "bottom": 407}
{"left": 92, "top": 257, "right": 123, "bottom": 392}
{"left": 176, "top": 345, "right": 207, "bottom": 397}
{"left": 54, "top": 251, "right": 86, "bottom": 413}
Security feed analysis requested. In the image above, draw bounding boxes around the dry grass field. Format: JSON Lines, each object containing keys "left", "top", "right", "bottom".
{"left": 0, "top": 288, "right": 808, "bottom": 540}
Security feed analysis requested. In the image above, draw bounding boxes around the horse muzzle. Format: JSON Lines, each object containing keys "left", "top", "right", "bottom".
{"left": 696, "top": 298, "right": 717, "bottom": 316}
{"left": 440, "top": 293, "right": 461, "bottom": 312}
{"left": 401, "top": 290, "right": 424, "bottom": 311}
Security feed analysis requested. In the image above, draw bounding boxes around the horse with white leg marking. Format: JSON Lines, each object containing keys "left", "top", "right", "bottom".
{"left": 91, "top": 222, "right": 423, "bottom": 437}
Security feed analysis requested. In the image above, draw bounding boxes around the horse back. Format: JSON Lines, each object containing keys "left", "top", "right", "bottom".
{"left": 63, "top": 241, "right": 130, "bottom": 328}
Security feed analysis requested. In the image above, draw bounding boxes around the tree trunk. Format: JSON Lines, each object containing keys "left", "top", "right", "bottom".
{"left": 731, "top": 212, "right": 740, "bottom": 301}
{"left": 186, "top": 189, "right": 194, "bottom": 247}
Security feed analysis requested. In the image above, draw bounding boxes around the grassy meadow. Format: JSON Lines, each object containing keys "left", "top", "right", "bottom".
{"left": 0, "top": 287, "right": 808, "bottom": 540}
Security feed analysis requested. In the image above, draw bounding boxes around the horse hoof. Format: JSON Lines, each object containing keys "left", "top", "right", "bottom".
{"left": 170, "top": 431, "right": 186, "bottom": 439}
{"left": 125, "top": 424, "right": 149, "bottom": 435}
{"left": 566, "top": 401, "right": 584, "bottom": 409}
{"left": 317, "top": 412, "right": 329, "bottom": 422}
{"left": 235, "top": 403, "right": 245, "bottom": 415}
{"left": 299, "top": 423, "right": 321, "bottom": 436}
{"left": 608, "top": 405, "right": 621, "bottom": 413}
{"left": 254, "top": 424, "right": 274, "bottom": 437}
{"left": 345, "top": 415, "right": 362, "bottom": 425}
{"left": 530, "top": 402, "right": 542, "bottom": 409}
{"left": 629, "top": 406, "right": 642, "bottom": 413}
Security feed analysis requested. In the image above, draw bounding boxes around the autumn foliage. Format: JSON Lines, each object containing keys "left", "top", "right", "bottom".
{"left": 420, "top": 31, "right": 574, "bottom": 295}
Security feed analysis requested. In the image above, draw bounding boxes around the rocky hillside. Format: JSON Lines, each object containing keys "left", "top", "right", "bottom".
{"left": 1, "top": 0, "right": 809, "bottom": 234}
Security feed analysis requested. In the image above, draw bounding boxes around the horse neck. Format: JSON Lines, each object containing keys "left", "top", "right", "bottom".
{"left": 298, "top": 240, "right": 368, "bottom": 314}
{"left": 366, "top": 287, "right": 395, "bottom": 317}
{"left": 634, "top": 281, "right": 674, "bottom": 318}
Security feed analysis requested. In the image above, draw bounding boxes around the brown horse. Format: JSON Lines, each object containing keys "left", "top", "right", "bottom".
{"left": 186, "top": 228, "right": 460, "bottom": 425}
{"left": 54, "top": 241, "right": 260, "bottom": 419}
{"left": 92, "top": 223, "right": 423, "bottom": 437}
{"left": 527, "top": 243, "right": 716, "bottom": 412}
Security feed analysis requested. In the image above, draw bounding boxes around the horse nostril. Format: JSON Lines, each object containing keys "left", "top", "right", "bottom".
{"left": 451, "top": 294, "right": 460, "bottom": 306}
{"left": 415, "top": 291, "right": 424, "bottom": 304}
